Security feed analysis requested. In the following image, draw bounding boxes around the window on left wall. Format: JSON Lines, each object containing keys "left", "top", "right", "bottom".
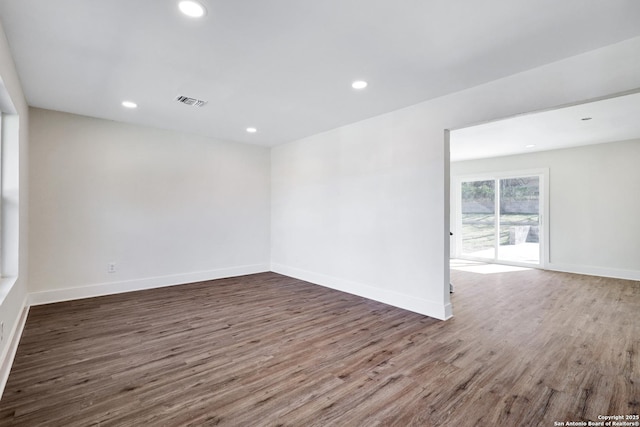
{"left": 0, "top": 112, "right": 2, "bottom": 275}
{"left": 0, "top": 77, "right": 20, "bottom": 285}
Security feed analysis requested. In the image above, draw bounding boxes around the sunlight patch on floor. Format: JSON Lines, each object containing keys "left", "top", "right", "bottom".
{"left": 462, "top": 243, "right": 540, "bottom": 264}
{"left": 450, "top": 259, "right": 532, "bottom": 274}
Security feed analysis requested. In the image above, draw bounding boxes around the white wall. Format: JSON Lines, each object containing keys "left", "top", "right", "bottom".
{"left": 28, "top": 108, "right": 271, "bottom": 303}
{"left": 0, "top": 20, "right": 30, "bottom": 394}
{"left": 450, "top": 139, "right": 640, "bottom": 280}
{"left": 271, "top": 115, "right": 449, "bottom": 318}
{"left": 271, "top": 36, "right": 640, "bottom": 320}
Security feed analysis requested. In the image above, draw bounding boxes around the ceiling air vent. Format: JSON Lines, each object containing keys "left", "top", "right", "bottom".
{"left": 175, "top": 95, "right": 208, "bottom": 107}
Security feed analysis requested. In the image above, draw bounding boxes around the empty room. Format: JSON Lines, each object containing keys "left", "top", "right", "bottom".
{"left": 0, "top": 1, "right": 639, "bottom": 426}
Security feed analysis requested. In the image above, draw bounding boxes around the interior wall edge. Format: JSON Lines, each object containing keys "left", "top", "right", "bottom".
{"left": 0, "top": 294, "right": 29, "bottom": 400}
{"left": 271, "top": 263, "right": 452, "bottom": 321}
{"left": 29, "top": 263, "right": 270, "bottom": 306}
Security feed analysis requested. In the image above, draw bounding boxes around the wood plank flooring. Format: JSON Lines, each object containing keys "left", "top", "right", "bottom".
{"left": 0, "top": 269, "right": 638, "bottom": 426}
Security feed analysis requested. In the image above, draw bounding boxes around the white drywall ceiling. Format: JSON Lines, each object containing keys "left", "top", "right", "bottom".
{"left": 451, "top": 91, "right": 640, "bottom": 161}
{"left": 1, "top": 0, "right": 640, "bottom": 146}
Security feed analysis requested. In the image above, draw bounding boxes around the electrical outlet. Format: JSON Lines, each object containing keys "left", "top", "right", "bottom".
{"left": 107, "top": 262, "right": 116, "bottom": 273}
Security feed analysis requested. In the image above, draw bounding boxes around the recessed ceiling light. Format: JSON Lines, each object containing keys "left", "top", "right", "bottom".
{"left": 246, "top": 127, "right": 257, "bottom": 133}
{"left": 525, "top": 144, "right": 536, "bottom": 148}
{"left": 122, "top": 101, "right": 137, "bottom": 109}
{"left": 178, "top": 1, "right": 206, "bottom": 18}
{"left": 581, "top": 117, "right": 592, "bottom": 121}
{"left": 352, "top": 80, "right": 368, "bottom": 90}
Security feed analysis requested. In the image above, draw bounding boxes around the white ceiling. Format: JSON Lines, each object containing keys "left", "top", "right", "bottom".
{"left": 450, "top": 91, "right": 640, "bottom": 162}
{"left": 1, "top": 0, "right": 640, "bottom": 146}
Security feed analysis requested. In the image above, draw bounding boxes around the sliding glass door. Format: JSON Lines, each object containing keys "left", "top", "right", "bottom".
{"left": 457, "top": 172, "right": 544, "bottom": 266}
{"left": 460, "top": 180, "right": 496, "bottom": 259}
{"left": 498, "top": 177, "right": 540, "bottom": 264}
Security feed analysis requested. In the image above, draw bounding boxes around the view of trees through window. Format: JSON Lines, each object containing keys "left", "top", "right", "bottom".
{"left": 460, "top": 175, "right": 540, "bottom": 264}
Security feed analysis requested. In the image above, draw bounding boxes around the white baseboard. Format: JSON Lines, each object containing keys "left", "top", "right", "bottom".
{"left": 29, "top": 264, "right": 270, "bottom": 306}
{"left": 271, "top": 263, "right": 452, "bottom": 320}
{"left": 0, "top": 295, "right": 29, "bottom": 400}
{"left": 547, "top": 263, "right": 640, "bottom": 282}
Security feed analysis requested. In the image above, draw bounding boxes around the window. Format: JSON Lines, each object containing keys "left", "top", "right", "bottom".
{"left": 455, "top": 170, "right": 547, "bottom": 267}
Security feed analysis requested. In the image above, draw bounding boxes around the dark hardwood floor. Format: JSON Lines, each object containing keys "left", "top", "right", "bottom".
{"left": 0, "top": 268, "right": 638, "bottom": 426}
